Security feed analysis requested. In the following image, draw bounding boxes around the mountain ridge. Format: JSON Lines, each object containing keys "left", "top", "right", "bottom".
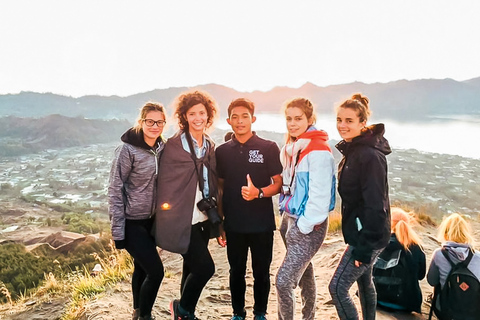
{"left": 1, "top": 77, "right": 480, "bottom": 121}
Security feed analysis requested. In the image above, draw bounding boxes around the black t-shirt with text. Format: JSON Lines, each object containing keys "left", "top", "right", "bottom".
{"left": 216, "top": 133, "right": 282, "bottom": 233}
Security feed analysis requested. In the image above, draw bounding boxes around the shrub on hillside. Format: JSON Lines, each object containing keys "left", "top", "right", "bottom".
{"left": 0, "top": 244, "right": 54, "bottom": 301}
{"left": 62, "top": 212, "right": 109, "bottom": 234}
{"left": 0, "top": 235, "right": 112, "bottom": 301}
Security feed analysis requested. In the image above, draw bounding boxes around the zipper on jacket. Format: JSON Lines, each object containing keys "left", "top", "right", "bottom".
{"left": 150, "top": 149, "right": 159, "bottom": 217}
{"left": 150, "top": 149, "right": 159, "bottom": 176}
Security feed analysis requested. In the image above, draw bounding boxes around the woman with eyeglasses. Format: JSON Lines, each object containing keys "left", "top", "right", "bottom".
{"left": 154, "top": 90, "right": 221, "bottom": 320}
{"left": 108, "top": 102, "right": 167, "bottom": 320}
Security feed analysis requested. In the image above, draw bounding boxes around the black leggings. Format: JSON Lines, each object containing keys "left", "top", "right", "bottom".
{"left": 179, "top": 220, "right": 215, "bottom": 313}
{"left": 125, "top": 218, "right": 164, "bottom": 318}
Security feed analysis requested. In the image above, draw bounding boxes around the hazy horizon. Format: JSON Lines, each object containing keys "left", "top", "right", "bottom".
{"left": 2, "top": 1, "right": 480, "bottom": 97}
{"left": 2, "top": 75, "right": 480, "bottom": 99}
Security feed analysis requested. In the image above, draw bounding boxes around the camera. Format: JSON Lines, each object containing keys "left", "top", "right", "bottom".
{"left": 197, "top": 197, "right": 222, "bottom": 225}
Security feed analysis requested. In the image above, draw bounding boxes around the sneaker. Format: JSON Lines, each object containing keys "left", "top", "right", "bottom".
{"left": 231, "top": 315, "right": 246, "bottom": 320}
{"left": 253, "top": 314, "right": 267, "bottom": 320}
{"left": 170, "top": 299, "right": 192, "bottom": 320}
{"left": 170, "top": 299, "right": 183, "bottom": 320}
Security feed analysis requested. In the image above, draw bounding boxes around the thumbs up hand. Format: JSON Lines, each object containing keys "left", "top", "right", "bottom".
{"left": 241, "top": 174, "right": 259, "bottom": 201}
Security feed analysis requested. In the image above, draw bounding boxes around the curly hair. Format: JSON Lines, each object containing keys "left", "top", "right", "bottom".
{"left": 174, "top": 90, "right": 218, "bottom": 130}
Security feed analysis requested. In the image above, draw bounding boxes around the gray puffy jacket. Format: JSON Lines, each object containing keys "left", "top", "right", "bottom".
{"left": 108, "top": 128, "right": 164, "bottom": 240}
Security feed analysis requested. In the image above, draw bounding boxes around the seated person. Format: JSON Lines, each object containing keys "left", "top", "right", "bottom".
{"left": 427, "top": 213, "right": 480, "bottom": 319}
{"left": 374, "top": 207, "right": 426, "bottom": 313}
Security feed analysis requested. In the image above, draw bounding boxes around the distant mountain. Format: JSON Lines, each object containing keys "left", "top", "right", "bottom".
{"left": 1, "top": 78, "right": 480, "bottom": 121}
{"left": 0, "top": 115, "right": 130, "bottom": 156}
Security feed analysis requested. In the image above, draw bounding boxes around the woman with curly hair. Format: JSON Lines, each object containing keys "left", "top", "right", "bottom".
{"left": 154, "top": 90, "right": 220, "bottom": 320}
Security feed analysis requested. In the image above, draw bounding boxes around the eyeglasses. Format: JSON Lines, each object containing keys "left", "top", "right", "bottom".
{"left": 143, "top": 119, "right": 166, "bottom": 127}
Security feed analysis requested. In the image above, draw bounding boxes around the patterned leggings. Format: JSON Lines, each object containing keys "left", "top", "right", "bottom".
{"left": 276, "top": 214, "right": 328, "bottom": 320}
{"left": 328, "top": 245, "right": 383, "bottom": 320}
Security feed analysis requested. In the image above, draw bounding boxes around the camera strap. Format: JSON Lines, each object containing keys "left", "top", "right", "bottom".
{"left": 288, "top": 151, "right": 301, "bottom": 190}
{"left": 184, "top": 131, "right": 208, "bottom": 199}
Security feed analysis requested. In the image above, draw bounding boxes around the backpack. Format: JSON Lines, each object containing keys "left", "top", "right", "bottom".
{"left": 430, "top": 247, "right": 480, "bottom": 320}
{"left": 373, "top": 246, "right": 409, "bottom": 305}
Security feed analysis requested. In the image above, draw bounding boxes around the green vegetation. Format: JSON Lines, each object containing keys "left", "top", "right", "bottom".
{"left": 0, "top": 243, "right": 133, "bottom": 320}
{"left": 61, "top": 212, "right": 109, "bottom": 234}
{"left": 0, "top": 244, "right": 54, "bottom": 302}
{"left": 0, "top": 235, "right": 113, "bottom": 301}
{"left": 63, "top": 250, "right": 132, "bottom": 320}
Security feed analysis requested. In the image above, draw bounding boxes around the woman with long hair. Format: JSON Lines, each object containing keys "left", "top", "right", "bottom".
{"left": 329, "top": 94, "right": 391, "bottom": 320}
{"left": 375, "top": 207, "right": 426, "bottom": 313}
{"left": 276, "top": 98, "right": 336, "bottom": 320}
{"left": 154, "top": 90, "right": 220, "bottom": 320}
{"left": 108, "top": 102, "right": 166, "bottom": 320}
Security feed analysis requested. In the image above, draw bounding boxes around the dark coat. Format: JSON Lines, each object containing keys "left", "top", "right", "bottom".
{"left": 336, "top": 124, "right": 391, "bottom": 263}
{"left": 378, "top": 234, "right": 426, "bottom": 312}
{"left": 154, "top": 131, "right": 218, "bottom": 254}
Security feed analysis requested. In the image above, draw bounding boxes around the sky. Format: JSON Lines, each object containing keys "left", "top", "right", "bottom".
{"left": 1, "top": 0, "right": 480, "bottom": 97}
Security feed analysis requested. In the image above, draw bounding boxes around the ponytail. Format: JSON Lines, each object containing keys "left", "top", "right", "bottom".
{"left": 391, "top": 207, "right": 423, "bottom": 250}
{"left": 395, "top": 220, "right": 423, "bottom": 251}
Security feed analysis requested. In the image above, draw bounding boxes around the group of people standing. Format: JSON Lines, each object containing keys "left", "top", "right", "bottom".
{"left": 107, "top": 89, "right": 475, "bottom": 320}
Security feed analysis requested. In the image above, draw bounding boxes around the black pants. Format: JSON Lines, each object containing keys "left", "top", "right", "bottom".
{"left": 180, "top": 220, "right": 215, "bottom": 313}
{"left": 226, "top": 231, "right": 274, "bottom": 315}
{"left": 125, "top": 218, "right": 164, "bottom": 317}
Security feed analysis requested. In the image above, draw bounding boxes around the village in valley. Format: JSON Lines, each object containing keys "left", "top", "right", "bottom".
{"left": 0, "top": 131, "right": 479, "bottom": 320}
{"left": 1, "top": 134, "right": 479, "bottom": 246}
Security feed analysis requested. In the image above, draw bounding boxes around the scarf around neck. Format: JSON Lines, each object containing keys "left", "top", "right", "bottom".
{"left": 280, "top": 132, "right": 312, "bottom": 194}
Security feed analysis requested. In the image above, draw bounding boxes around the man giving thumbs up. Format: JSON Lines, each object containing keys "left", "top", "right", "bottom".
{"left": 215, "top": 98, "right": 282, "bottom": 320}
{"left": 242, "top": 174, "right": 262, "bottom": 201}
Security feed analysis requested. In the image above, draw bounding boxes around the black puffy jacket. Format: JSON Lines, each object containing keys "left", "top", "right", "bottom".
{"left": 336, "top": 123, "right": 391, "bottom": 263}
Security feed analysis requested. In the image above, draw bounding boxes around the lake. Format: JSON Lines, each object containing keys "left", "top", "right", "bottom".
{"left": 216, "top": 113, "right": 480, "bottom": 159}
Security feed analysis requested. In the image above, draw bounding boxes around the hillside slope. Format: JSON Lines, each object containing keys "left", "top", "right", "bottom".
{"left": 3, "top": 218, "right": 479, "bottom": 320}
